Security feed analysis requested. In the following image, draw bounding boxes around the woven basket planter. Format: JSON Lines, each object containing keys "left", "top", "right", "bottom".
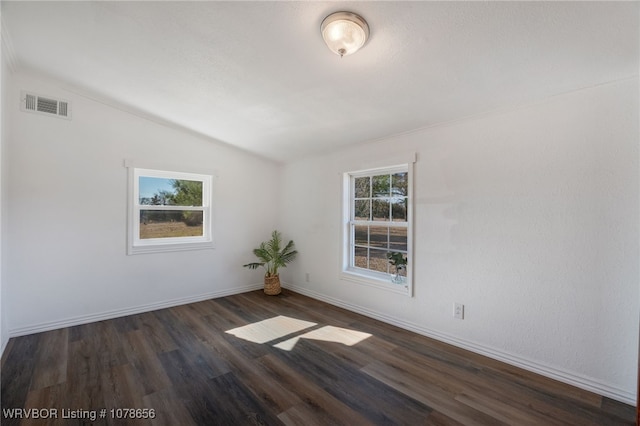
{"left": 264, "top": 275, "right": 281, "bottom": 296}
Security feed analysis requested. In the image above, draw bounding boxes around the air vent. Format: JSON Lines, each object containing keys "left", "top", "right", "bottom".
{"left": 21, "top": 91, "right": 71, "bottom": 120}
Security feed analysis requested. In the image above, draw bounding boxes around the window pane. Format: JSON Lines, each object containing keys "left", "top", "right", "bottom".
{"left": 140, "top": 210, "right": 204, "bottom": 239}
{"left": 369, "top": 226, "right": 389, "bottom": 248}
{"left": 171, "top": 179, "right": 203, "bottom": 206}
{"left": 354, "top": 176, "right": 370, "bottom": 198}
{"left": 345, "top": 166, "right": 411, "bottom": 285}
{"left": 354, "top": 225, "right": 368, "bottom": 246}
{"left": 389, "top": 228, "right": 408, "bottom": 251}
{"left": 392, "top": 172, "right": 408, "bottom": 196}
{"left": 354, "top": 246, "right": 368, "bottom": 269}
{"left": 138, "top": 177, "right": 202, "bottom": 206}
{"left": 391, "top": 198, "right": 407, "bottom": 221}
{"left": 139, "top": 177, "right": 175, "bottom": 205}
{"left": 372, "top": 199, "right": 390, "bottom": 221}
{"left": 354, "top": 200, "right": 370, "bottom": 220}
{"left": 368, "top": 248, "right": 389, "bottom": 273}
{"left": 372, "top": 174, "right": 390, "bottom": 197}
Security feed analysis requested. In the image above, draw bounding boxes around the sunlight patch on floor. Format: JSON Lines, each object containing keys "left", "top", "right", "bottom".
{"left": 273, "top": 325, "right": 372, "bottom": 351}
{"left": 225, "top": 315, "right": 317, "bottom": 344}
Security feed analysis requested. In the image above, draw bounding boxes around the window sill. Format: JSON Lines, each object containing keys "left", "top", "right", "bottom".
{"left": 340, "top": 269, "right": 411, "bottom": 296}
{"left": 128, "top": 240, "right": 214, "bottom": 255}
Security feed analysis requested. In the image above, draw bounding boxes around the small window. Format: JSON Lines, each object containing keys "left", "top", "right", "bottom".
{"left": 342, "top": 164, "right": 413, "bottom": 295}
{"left": 128, "top": 167, "right": 213, "bottom": 254}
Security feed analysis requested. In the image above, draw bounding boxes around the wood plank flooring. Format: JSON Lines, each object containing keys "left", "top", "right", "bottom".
{"left": 1, "top": 289, "right": 635, "bottom": 425}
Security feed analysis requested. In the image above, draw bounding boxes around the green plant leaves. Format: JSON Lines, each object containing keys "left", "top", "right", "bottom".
{"left": 243, "top": 230, "right": 298, "bottom": 276}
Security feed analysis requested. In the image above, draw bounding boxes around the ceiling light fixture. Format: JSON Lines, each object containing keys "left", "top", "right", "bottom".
{"left": 320, "top": 11, "right": 369, "bottom": 58}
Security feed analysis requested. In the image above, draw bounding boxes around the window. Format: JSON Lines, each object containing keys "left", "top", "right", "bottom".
{"left": 342, "top": 164, "right": 413, "bottom": 295}
{"left": 127, "top": 167, "right": 213, "bottom": 254}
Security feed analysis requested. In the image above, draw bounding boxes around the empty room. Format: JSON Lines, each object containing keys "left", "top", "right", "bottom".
{"left": 0, "top": 1, "right": 638, "bottom": 425}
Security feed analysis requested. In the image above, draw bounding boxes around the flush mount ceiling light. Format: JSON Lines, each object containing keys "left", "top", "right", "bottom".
{"left": 321, "top": 11, "right": 369, "bottom": 57}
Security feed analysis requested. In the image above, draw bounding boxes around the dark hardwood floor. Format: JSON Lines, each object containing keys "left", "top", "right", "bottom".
{"left": 1, "top": 289, "right": 635, "bottom": 425}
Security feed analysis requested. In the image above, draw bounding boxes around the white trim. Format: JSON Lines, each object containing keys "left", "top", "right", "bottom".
{"left": 8, "top": 283, "right": 264, "bottom": 338}
{"left": 126, "top": 165, "right": 215, "bottom": 255}
{"left": 348, "top": 163, "right": 409, "bottom": 178}
{"left": 282, "top": 282, "right": 636, "bottom": 406}
{"left": 123, "top": 159, "right": 218, "bottom": 178}
{"left": 340, "top": 270, "right": 410, "bottom": 295}
{"left": 129, "top": 241, "right": 214, "bottom": 255}
{"left": 348, "top": 151, "right": 417, "bottom": 173}
{"left": 341, "top": 162, "right": 414, "bottom": 297}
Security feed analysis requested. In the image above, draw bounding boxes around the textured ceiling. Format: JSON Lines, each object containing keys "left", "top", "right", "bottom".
{"left": 2, "top": 1, "right": 638, "bottom": 163}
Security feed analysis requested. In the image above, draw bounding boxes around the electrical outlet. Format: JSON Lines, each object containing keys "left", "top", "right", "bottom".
{"left": 454, "top": 303, "right": 464, "bottom": 320}
{"left": 305, "top": 273, "right": 310, "bottom": 283}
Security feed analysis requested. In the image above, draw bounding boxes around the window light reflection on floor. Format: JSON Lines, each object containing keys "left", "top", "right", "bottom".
{"left": 225, "top": 316, "right": 372, "bottom": 351}
{"left": 225, "top": 315, "right": 317, "bottom": 344}
{"left": 274, "top": 325, "right": 372, "bottom": 351}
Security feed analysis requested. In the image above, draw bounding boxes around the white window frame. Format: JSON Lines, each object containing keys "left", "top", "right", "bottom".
{"left": 341, "top": 162, "right": 414, "bottom": 296}
{"left": 127, "top": 166, "right": 214, "bottom": 255}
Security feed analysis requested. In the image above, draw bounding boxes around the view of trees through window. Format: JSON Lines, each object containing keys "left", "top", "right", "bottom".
{"left": 351, "top": 171, "right": 408, "bottom": 275}
{"left": 138, "top": 177, "right": 204, "bottom": 239}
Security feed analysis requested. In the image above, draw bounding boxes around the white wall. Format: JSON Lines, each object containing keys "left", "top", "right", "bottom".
{"left": 3, "top": 69, "right": 637, "bottom": 405}
{"left": 279, "top": 78, "right": 639, "bottom": 404}
{"left": 4, "top": 72, "right": 280, "bottom": 334}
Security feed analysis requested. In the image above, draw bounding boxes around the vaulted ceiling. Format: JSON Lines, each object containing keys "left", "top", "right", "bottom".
{"left": 2, "top": 2, "right": 638, "bottom": 162}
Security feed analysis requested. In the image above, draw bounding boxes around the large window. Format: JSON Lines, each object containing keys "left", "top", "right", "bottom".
{"left": 128, "top": 167, "right": 213, "bottom": 254}
{"left": 342, "top": 164, "right": 413, "bottom": 295}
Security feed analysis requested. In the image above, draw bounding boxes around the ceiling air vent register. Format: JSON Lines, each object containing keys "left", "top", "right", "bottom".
{"left": 21, "top": 91, "right": 71, "bottom": 120}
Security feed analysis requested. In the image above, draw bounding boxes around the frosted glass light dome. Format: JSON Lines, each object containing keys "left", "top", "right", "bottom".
{"left": 321, "top": 12, "right": 369, "bottom": 57}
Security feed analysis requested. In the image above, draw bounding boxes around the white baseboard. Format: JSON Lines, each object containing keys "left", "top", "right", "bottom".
{"left": 6, "top": 281, "right": 635, "bottom": 406}
{"left": 8, "top": 283, "right": 263, "bottom": 338}
{"left": 283, "top": 282, "right": 636, "bottom": 406}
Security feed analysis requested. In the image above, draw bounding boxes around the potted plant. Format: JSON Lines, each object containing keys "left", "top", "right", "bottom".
{"left": 387, "top": 252, "right": 407, "bottom": 284}
{"left": 243, "top": 230, "right": 298, "bottom": 295}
